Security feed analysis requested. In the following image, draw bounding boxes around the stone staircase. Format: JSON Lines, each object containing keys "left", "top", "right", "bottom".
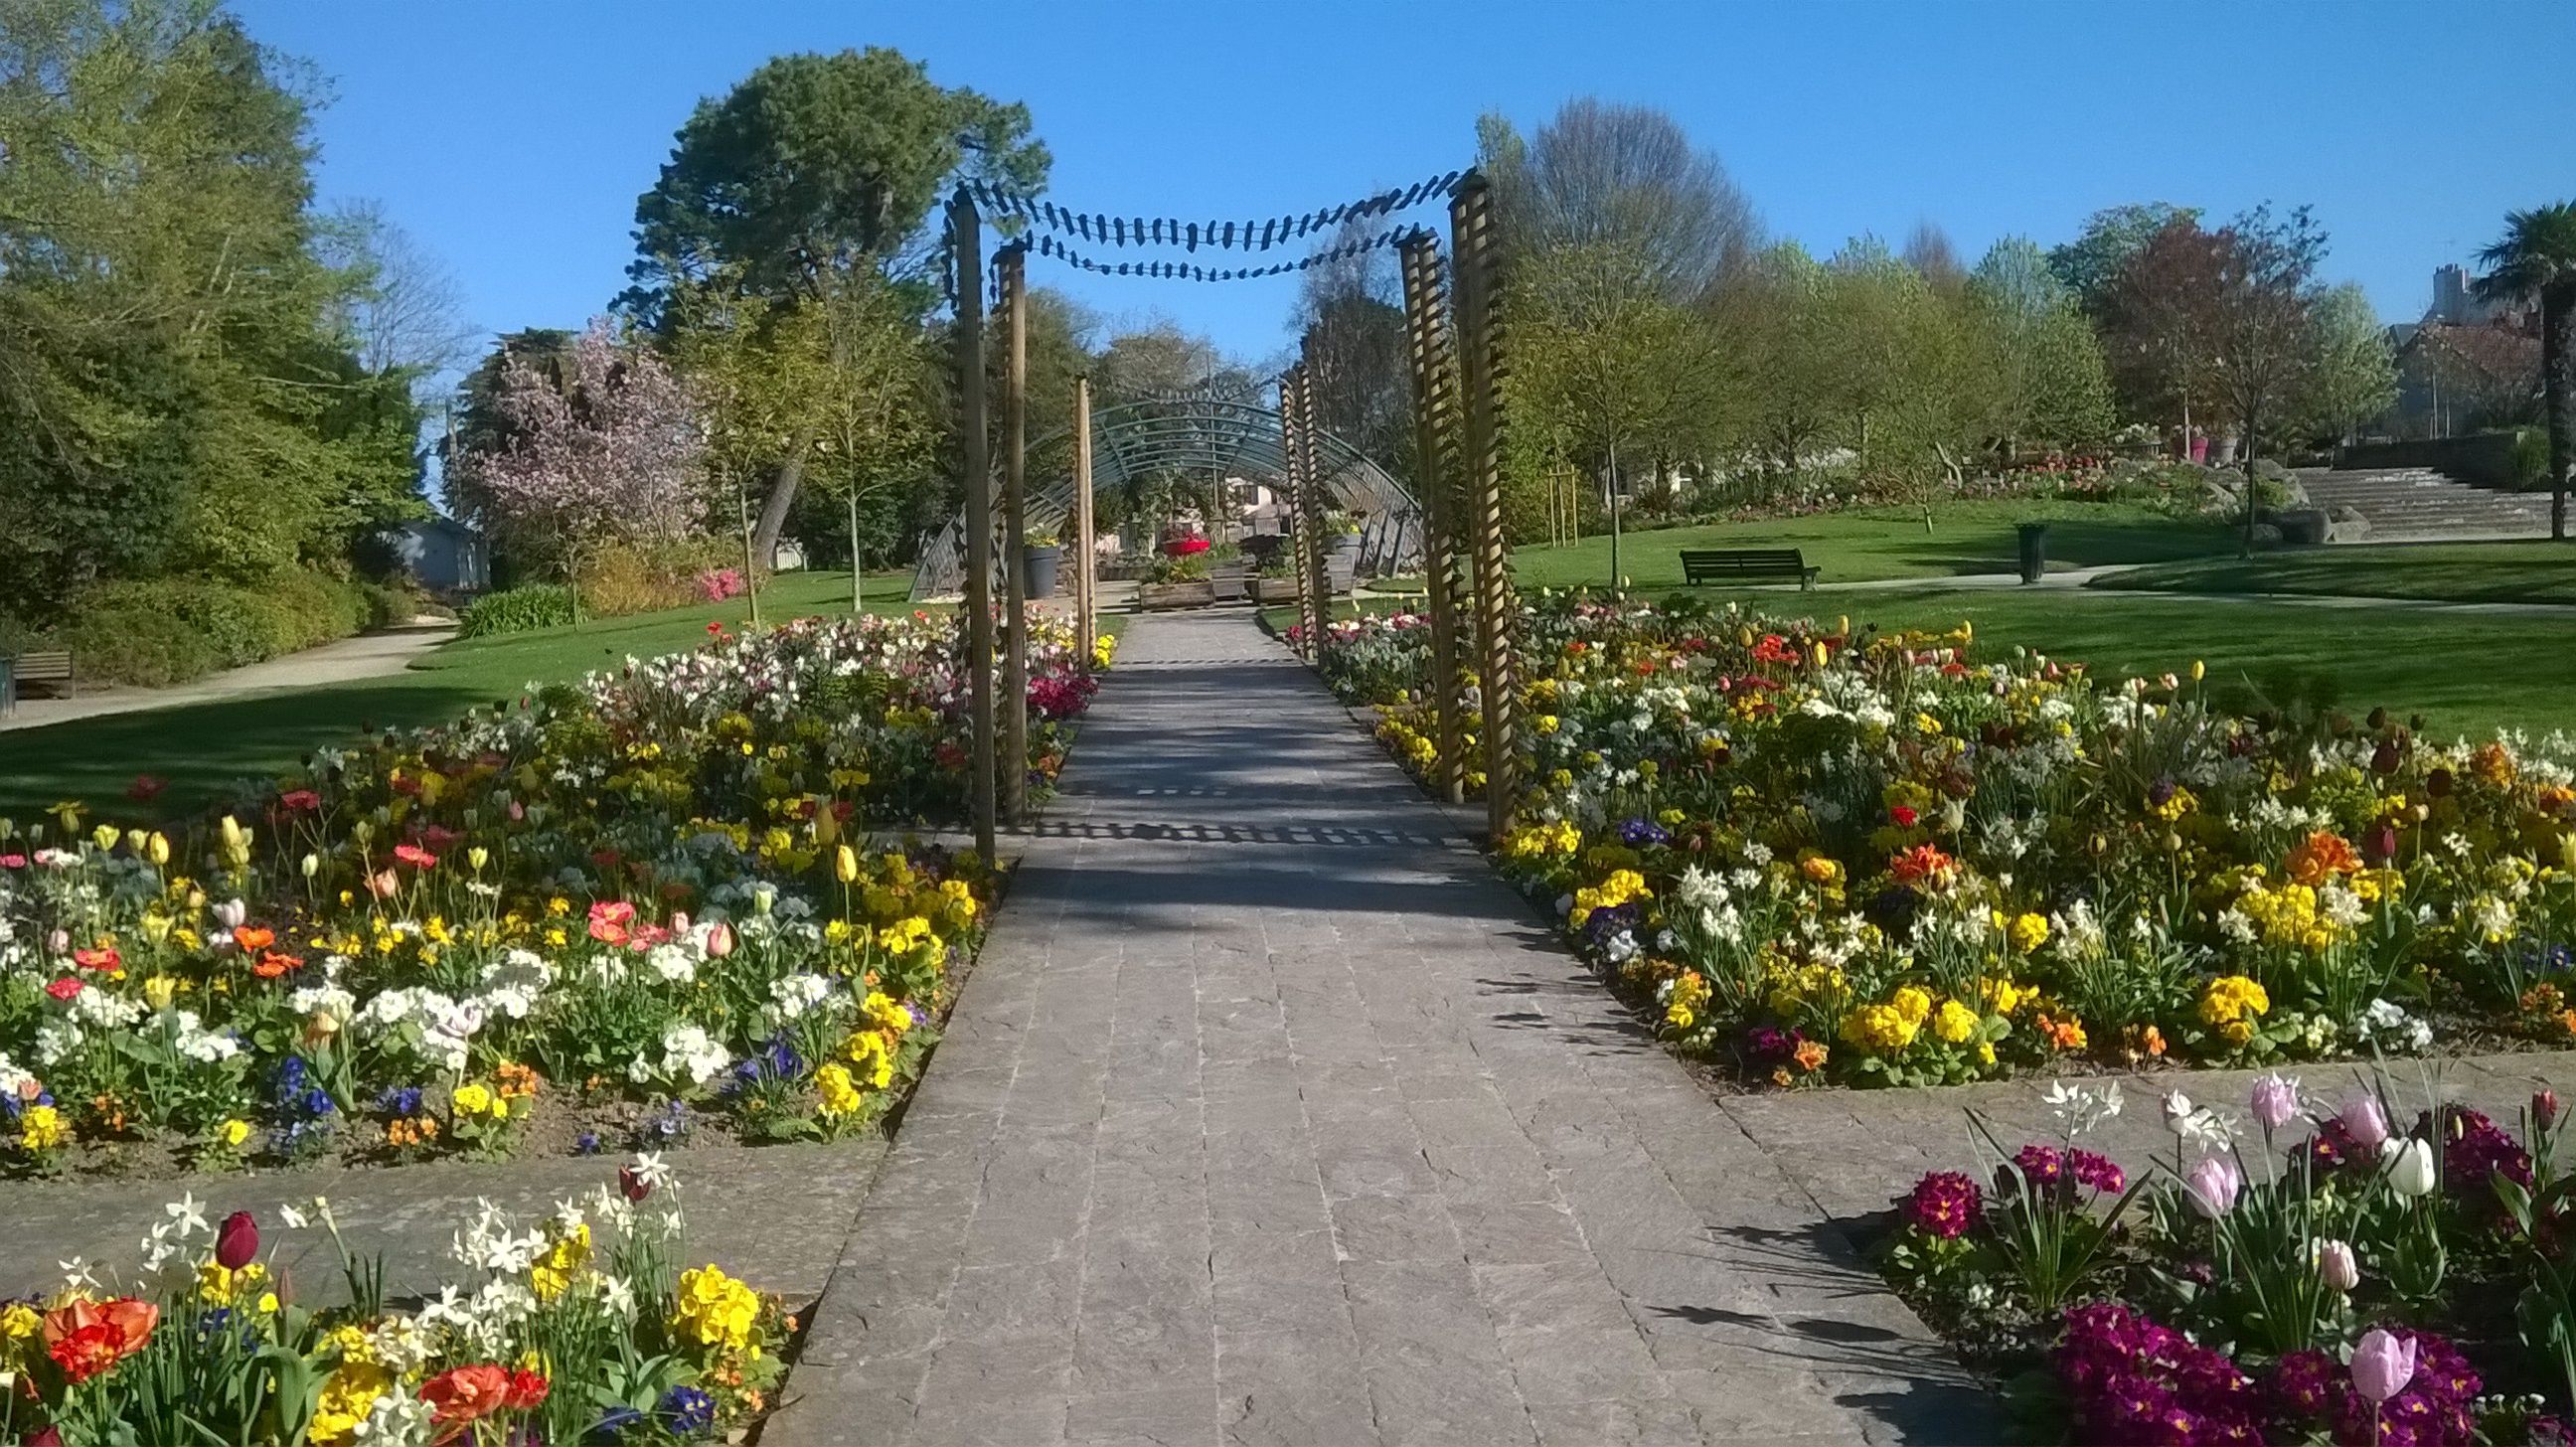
{"left": 2296, "top": 466, "right": 2554, "bottom": 542}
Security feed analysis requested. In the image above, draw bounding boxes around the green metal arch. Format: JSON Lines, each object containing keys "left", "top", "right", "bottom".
{"left": 910, "top": 394, "right": 1420, "bottom": 598}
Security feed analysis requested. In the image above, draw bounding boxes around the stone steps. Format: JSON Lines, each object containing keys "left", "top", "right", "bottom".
{"left": 2295, "top": 467, "right": 2552, "bottom": 541}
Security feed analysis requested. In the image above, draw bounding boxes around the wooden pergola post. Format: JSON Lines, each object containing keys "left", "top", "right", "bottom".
{"left": 950, "top": 188, "right": 997, "bottom": 862}
{"left": 1450, "top": 172, "right": 1517, "bottom": 840}
{"left": 1292, "top": 354, "right": 1331, "bottom": 652}
{"left": 1281, "top": 366, "right": 1323, "bottom": 661}
{"left": 999, "top": 243, "right": 1030, "bottom": 826}
{"left": 1399, "top": 232, "right": 1467, "bottom": 806}
{"left": 1072, "top": 374, "right": 1097, "bottom": 672}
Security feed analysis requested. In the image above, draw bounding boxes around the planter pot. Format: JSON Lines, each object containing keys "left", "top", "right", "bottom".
{"left": 1211, "top": 563, "right": 1248, "bottom": 601}
{"left": 1329, "top": 532, "right": 1364, "bottom": 559}
{"left": 1254, "top": 576, "right": 1301, "bottom": 604}
{"left": 1137, "top": 580, "right": 1216, "bottom": 609}
{"left": 1021, "top": 545, "right": 1062, "bottom": 600}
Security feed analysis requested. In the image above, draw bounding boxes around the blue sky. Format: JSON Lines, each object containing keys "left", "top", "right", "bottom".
{"left": 239, "top": 0, "right": 2575, "bottom": 369}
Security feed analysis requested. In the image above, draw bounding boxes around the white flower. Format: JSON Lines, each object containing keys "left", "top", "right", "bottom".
{"left": 2042, "top": 1080, "right": 2123, "bottom": 1138}
{"left": 164, "top": 1192, "right": 209, "bottom": 1238}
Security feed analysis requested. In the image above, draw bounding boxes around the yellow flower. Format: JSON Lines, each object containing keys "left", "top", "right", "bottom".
{"left": 452, "top": 1082, "right": 495, "bottom": 1117}
{"left": 18, "top": 1103, "right": 67, "bottom": 1151}
{"left": 1933, "top": 1000, "right": 1979, "bottom": 1045}
{"left": 221, "top": 1118, "right": 252, "bottom": 1149}
{"left": 815, "top": 1062, "right": 865, "bottom": 1118}
{"left": 2197, "top": 975, "right": 2272, "bottom": 1028}
{"left": 2008, "top": 912, "right": 2049, "bottom": 954}
{"left": 672, "top": 1265, "right": 763, "bottom": 1352}
{"left": 1, "top": 1303, "right": 41, "bottom": 1339}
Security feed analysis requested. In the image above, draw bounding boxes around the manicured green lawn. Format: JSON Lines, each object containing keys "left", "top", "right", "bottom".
{"left": 2091, "top": 541, "right": 2576, "bottom": 605}
{"left": 1510, "top": 499, "right": 2236, "bottom": 592}
{"left": 0, "top": 569, "right": 990, "bottom": 816}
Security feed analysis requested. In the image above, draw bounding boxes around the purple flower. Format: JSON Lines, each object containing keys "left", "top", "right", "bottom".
{"left": 1901, "top": 1171, "right": 1981, "bottom": 1239}
{"left": 1617, "top": 818, "right": 1671, "bottom": 848}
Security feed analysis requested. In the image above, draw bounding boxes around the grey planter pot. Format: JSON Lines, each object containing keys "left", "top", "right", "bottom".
{"left": 1022, "top": 545, "right": 1062, "bottom": 600}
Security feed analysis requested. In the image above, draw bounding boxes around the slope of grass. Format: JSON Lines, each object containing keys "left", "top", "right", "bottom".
{"left": 2091, "top": 541, "right": 2576, "bottom": 605}
{"left": 0, "top": 569, "right": 1030, "bottom": 816}
{"left": 1510, "top": 499, "right": 2235, "bottom": 592}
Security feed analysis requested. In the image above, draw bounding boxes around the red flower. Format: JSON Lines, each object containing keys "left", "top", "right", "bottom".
{"left": 253, "top": 950, "right": 302, "bottom": 980}
{"left": 504, "top": 1367, "right": 551, "bottom": 1409}
{"left": 419, "top": 1363, "right": 512, "bottom": 1425}
{"left": 72, "top": 945, "right": 121, "bottom": 973}
{"left": 50, "top": 1322, "right": 126, "bottom": 1382}
{"left": 0, "top": 854, "right": 25, "bottom": 870}
{"left": 619, "top": 1164, "right": 654, "bottom": 1203}
{"left": 278, "top": 789, "right": 322, "bottom": 813}
{"left": 1890, "top": 805, "right": 1918, "bottom": 828}
{"left": 42, "top": 1298, "right": 156, "bottom": 1382}
{"left": 126, "top": 774, "right": 167, "bottom": 803}
{"left": 216, "top": 1210, "right": 259, "bottom": 1270}
{"left": 587, "top": 900, "right": 636, "bottom": 945}
{"left": 707, "top": 620, "right": 728, "bottom": 637}
{"left": 393, "top": 844, "right": 439, "bottom": 870}
{"left": 46, "top": 976, "right": 82, "bottom": 1001}
{"left": 232, "top": 927, "right": 275, "bottom": 953}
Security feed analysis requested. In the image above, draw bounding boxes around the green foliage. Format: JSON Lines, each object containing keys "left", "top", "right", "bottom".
{"left": 0, "top": 0, "right": 426, "bottom": 613}
{"left": 456, "top": 583, "right": 580, "bottom": 639}
{"left": 8, "top": 570, "right": 383, "bottom": 687}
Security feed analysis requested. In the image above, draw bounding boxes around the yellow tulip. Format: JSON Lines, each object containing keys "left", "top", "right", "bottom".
{"left": 146, "top": 832, "right": 170, "bottom": 867}
{"left": 835, "top": 845, "right": 860, "bottom": 884}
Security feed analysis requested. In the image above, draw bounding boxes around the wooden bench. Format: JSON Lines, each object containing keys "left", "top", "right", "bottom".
{"left": 2, "top": 650, "right": 72, "bottom": 715}
{"left": 1680, "top": 548, "right": 1820, "bottom": 590}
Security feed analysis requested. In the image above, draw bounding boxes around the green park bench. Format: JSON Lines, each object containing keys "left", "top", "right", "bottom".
{"left": 1680, "top": 548, "right": 1820, "bottom": 590}
{"left": 1, "top": 650, "right": 73, "bottom": 716}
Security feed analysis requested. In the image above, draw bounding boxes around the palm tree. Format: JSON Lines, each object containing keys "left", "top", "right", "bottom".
{"left": 2475, "top": 201, "right": 2576, "bottom": 540}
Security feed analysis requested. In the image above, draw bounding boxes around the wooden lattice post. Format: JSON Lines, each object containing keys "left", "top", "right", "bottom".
{"left": 1450, "top": 172, "right": 1517, "bottom": 840}
{"left": 1281, "top": 367, "right": 1323, "bottom": 661}
{"left": 1292, "top": 354, "right": 1331, "bottom": 653}
{"left": 1072, "top": 374, "right": 1097, "bottom": 673}
{"left": 1399, "top": 231, "right": 1467, "bottom": 805}
{"left": 999, "top": 243, "right": 1030, "bottom": 825}
{"left": 949, "top": 188, "right": 996, "bottom": 862}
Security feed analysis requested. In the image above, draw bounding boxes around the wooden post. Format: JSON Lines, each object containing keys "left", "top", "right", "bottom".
{"left": 1072, "top": 374, "right": 1097, "bottom": 672}
{"left": 1293, "top": 356, "right": 1331, "bottom": 651}
{"left": 950, "top": 189, "right": 996, "bottom": 863}
{"left": 1450, "top": 172, "right": 1517, "bottom": 841}
{"left": 1399, "top": 232, "right": 1466, "bottom": 805}
{"left": 999, "top": 243, "right": 1030, "bottom": 826}
{"left": 1280, "top": 368, "right": 1323, "bottom": 660}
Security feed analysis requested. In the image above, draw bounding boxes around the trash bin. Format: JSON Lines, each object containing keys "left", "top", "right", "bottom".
{"left": 2015, "top": 523, "right": 2050, "bottom": 585}
{"left": 0, "top": 654, "right": 13, "bottom": 716}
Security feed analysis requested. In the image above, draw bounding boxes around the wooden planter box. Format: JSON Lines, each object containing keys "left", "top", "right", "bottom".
{"left": 1138, "top": 580, "right": 1216, "bottom": 609}
{"left": 1253, "top": 576, "right": 1300, "bottom": 604}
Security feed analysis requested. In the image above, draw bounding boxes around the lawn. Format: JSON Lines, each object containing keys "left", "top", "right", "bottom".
{"left": 0, "top": 568, "right": 1052, "bottom": 815}
{"left": 1508, "top": 498, "right": 2236, "bottom": 591}
{"left": 2090, "top": 540, "right": 2576, "bottom": 605}
{"left": 1270, "top": 584, "right": 2576, "bottom": 742}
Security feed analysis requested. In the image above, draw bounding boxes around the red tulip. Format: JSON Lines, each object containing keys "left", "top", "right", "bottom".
{"left": 2539, "top": 1089, "right": 2562, "bottom": 1131}
{"left": 215, "top": 1210, "right": 258, "bottom": 1270}
{"left": 618, "top": 1165, "right": 653, "bottom": 1203}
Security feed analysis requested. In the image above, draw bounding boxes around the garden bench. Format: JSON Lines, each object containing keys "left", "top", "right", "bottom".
{"left": 1680, "top": 548, "right": 1820, "bottom": 590}
{"left": 1, "top": 649, "right": 73, "bottom": 715}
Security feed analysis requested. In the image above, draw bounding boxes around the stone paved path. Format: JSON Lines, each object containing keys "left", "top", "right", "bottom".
{"left": 768, "top": 610, "right": 1985, "bottom": 1447}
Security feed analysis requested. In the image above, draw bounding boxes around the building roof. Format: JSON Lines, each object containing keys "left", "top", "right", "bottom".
{"left": 2399, "top": 321, "right": 2542, "bottom": 387}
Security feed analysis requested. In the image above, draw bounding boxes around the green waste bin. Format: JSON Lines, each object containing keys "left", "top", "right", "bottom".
{"left": 2015, "top": 523, "right": 2050, "bottom": 585}
{"left": 0, "top": 654, "right": 14, "bottom": 717}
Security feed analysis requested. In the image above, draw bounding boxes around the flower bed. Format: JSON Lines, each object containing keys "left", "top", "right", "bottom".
{"left": 1, "top": 1161, "right": 789, "bottom": 1443}
{"left": 1878, "top": 1075, "right": 2574, "bottom": 1444}
{"left": 1324, "top": 595, "right": 2576, "bottom": 1088}
{"left": 0, "top": 611, "right": 1113, "bottom": 1177}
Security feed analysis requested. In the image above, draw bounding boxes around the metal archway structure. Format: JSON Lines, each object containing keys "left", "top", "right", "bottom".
{"left": 909, "top": 392, "right": 1422, "bottom": 599}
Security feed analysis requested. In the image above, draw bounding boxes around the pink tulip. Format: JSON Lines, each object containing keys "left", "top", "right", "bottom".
{"left": 2350, "top": 1328, "right": 2416, "bottom": 1403}
{"left": 706, "top": 922, "right": 736, "bottom": 959}
{"left": 2250, "top": 1074, "right": 2301, "bottom": 1133}
{"left": 213, "top": 898, "right": 247, "bottom": 930}
{"left": 2183, "top": 1156, "right": 2242, "bottom": 1218}
{"left": 2339, "top": 1093, "right": 2391, "bottom": 1150}
{"left": 2315, "top": 1239, "right": 2360, "bottom": 1292}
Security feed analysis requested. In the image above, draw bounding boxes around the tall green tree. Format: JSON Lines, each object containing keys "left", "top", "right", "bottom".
{"left": 1970, "top": 238, "right": 2115, "bottom": 451}
{"left": 2049, "top": 202, "right": 2202, "bottom": 320}
{"left": 624, "top": 48, "right": 1048, "bottom": 563}
{"left": 2292, "top": 282, "right": 2397, "bottom": 450}
{"left": 2476, "top": 201, "right": 2576, "bottom": 539}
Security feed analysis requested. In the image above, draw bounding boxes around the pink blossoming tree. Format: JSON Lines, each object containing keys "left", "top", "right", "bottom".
{"left": 455, "top": 318, "right": 705, "bottom": 602}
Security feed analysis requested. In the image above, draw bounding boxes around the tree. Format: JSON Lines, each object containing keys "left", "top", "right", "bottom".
{"left": 1481, "top": 99, "right": 1759, "bottom": 303}
{"left": 2104, "top": 219, "right": 2227, "bottom": 452}
{"left": 1295, "top": 215, "right": 1412, "bottom": 479}
{"left": 449, "top": 319, "right": 704, "bottom": 601}
{"left": 2203, "top": 205, "right": 2329, "bottom": 554}
{"left": 0, "top": 0, "right": 426, "bottom": 606}
{"left": 2292, "top": 282, "right": 2396, "bottom": 450}
{"left": 1731, "top": 243, "right": 1840, "bottom": 473}
{"left": 624, "top": 48, "right": 1049, "bottom": 563}
{"left": 2049, "top": 202, "right": 2202, "bottom": 319}
{"left": 1903, "top": 222, "right": 1968, "bottom": 292}
{"left": 2475, "top": 201, "right": 2576, "bottom": 539}
{"left": 1970, "top": 238, "right": 2115, "bottom": 452}
{"left": 322, "top": 200, "right": 479, "bottom": 388}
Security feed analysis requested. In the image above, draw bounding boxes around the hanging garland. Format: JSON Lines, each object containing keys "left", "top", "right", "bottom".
{"left": 962, "top": 169, "right": 1462, "bottom": 254}
{"left": 1013, "top": 222, "right": 1431, "bottom": 284}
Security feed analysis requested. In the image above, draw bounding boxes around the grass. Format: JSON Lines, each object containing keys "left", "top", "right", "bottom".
{"left": 0, "top": 568, "right": 1006, "bottom": 816}
{"left": 1508, "top": 499, "right": 2236, "bottom": 592}
{"left": 2090, "top": 540, "right": 2576, "bottom": 605}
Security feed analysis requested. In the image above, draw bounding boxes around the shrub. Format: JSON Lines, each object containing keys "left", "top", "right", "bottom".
{"left": 2512, "top": 427, "right": 2550, "bottom": 491}
{"left": 457, "top": 582, "right": 577, "bottom": 639}
{"left": 51, "top": 599, "right": 217, "bottom": 688}
{"left": 577, "top": 537, "right": 738, "bottom": 618}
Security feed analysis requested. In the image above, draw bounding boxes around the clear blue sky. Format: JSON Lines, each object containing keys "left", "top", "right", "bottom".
{"left": 238, "top": 0, "right": 2574, "bottom": 369}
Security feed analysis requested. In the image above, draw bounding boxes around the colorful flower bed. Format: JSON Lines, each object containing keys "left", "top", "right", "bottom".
{"left": 1323, "top": 596, "right": 2576, "bottom": 1088}
{"left": 1880, "top": 1076, "right": 2574, "bottom": 1444}
{"left": 0, "top": 611, "right": 1112, "bottom": 1176}
{"left": 2, "top": 1161, "right": 789, "bottom": 1443}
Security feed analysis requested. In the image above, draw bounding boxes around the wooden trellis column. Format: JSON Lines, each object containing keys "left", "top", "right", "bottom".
{"left": 949, "top": 189, "right": 997, "bottom": 863}
{"left": 1449, "top": 172, "right": 1517, "bottom": 840}
{"left": 999, "top": 242, "right": 1030, "bottom": 825}
{"left": 1399, "top": 231, "right": 1467, "bottom": 806}
{"left": 1280, "top": 366, "right": 1324, "bottom": 661}
{"left": 1292, "top": 352, "right": 1331, "bottom": 651}
{"left": 1071, "top": 374, "right": 1097, "bottom": 672}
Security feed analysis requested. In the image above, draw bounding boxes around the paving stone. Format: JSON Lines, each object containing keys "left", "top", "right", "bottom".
{"left": 763, "top": 612, "right": 1988, "bottom": 1447}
